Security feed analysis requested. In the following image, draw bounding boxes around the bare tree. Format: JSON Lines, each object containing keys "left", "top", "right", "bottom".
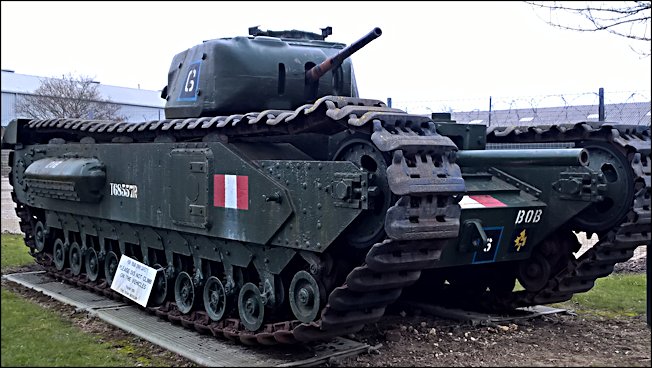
{"left": 526, "top": 1, "right": 651, "bottom": 56}
{"left": 16, "top": 73, "right": 126, "bottom": 121}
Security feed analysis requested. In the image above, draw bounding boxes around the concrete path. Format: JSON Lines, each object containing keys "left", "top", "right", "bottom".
{"left": 1, "top": 177, "right": 21, "bottom": 234}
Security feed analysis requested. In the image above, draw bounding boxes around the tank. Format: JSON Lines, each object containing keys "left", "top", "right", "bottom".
{"left": 2, "top": 26, "right": 650, "bottom": 346}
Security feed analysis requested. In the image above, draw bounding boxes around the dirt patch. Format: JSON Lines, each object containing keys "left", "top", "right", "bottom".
{"left": 335, "top": 252, "right": 650, "bottom": 367}
{"left": 615, "top": 255, "right": 647, "bottom": 274}
{"left": 337, "top": 311, "right": 650, "bottom": 367}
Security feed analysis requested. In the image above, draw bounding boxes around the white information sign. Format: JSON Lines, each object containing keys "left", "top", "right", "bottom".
{"left": 110, "top": 255, "right": 157, "bottom": 307}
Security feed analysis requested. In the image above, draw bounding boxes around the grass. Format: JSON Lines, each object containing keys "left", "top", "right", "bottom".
{"left": 1, "top": 289, "right": 142, "bottom": 367}
{"left": 514, "top": 274, "right": 646, "bottom": 318}
{"left": 1, "top": 233, "right": 34, "bottom": 269}
{"left": 555, "top": 273, "right": 648, "bottom": 318}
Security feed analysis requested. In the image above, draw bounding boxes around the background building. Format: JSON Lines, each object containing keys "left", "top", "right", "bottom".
{"left": 1, "top": 70, "right": 165, "bottom": 128}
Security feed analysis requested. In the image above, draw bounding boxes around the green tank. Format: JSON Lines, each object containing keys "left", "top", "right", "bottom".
{"left": 2, "top": 26, "right": 650, "bottom": 346}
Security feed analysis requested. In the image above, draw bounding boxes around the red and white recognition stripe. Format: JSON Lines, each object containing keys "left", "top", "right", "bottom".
{"left": 459, "top": 195, "right": 506, "bottom": 209}
{"left": 214, "top": 174, "right": 249, "bottom": 210}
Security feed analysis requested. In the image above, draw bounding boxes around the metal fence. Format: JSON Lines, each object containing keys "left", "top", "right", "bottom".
{"left": 389, "top": 89, "right": 651, "bottom": 127}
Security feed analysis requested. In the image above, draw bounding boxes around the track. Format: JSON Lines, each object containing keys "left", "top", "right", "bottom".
{"left": 8, "top": 96, "right": 464, "bottom": 345}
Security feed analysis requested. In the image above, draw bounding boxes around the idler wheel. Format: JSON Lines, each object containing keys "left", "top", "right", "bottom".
{"left": 517, "top": 255, "right": 552, "bottom": 292}
{"left": 85, "top": 247, "right": 101, "bottom": 281}
{"left": 203, "top": 276, "right": 227, "bottom": 321}
{"left": 148, "top": 263, "right": 168, "bottom": 307}
{"left": 289, "top": 270, "right": 322, "bottom": 323}
{"left": 238, "top": 282, "right": 264, "bottom": 331}
{"left": 53, "top": 239, "right": 67, "bottom": 271}
{"left": 104, "top": 251, "right": 119, "bottom": 286}
{"left": 69, "top": 242, "right": 83, "bottom": 276}
{"left": 174, "top": 271, "right": 195, "bottom": 314}
{"left": 571, "top": 142, "right": 634, "bottom": 232}
{"left": 333, "top": 140, "right": 392, "bottom": 248}
{"left": 33, "top": 221, "right": 46, "bottom": 252}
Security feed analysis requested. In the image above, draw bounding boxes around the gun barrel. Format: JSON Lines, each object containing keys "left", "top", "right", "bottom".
{"left": 306, "top": 27, "right": 382, "bottom": 81}
{"left": 456, "top": 148, "right": 590, "bottom": 167}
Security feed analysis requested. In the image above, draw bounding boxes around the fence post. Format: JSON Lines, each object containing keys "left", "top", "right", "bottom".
{"left": 488, "top": 96, "right": 492, "bottom": 126}
{"left": 598, "top": 87, "right": 605, "bottom": 122}
{"left": 387, "top": 97, "right": 392, "bottom": 108}
{"left": 645, "top": 242, "right": 652, "bottom": 328}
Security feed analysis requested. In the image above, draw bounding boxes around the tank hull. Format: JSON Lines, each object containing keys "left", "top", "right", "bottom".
{"left": 4, "top": 98, "right": 649, "bottom": 346}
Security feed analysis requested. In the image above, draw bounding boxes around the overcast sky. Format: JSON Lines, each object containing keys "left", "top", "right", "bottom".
{"left": 2, "top": 1, "right": 650, "bottom": 112}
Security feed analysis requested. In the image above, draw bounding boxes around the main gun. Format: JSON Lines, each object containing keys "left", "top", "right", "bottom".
{"left": 305, "top": 27, "right": 382, "bottom": 81}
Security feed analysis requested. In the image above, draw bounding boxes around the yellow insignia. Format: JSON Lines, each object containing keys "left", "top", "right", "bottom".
{"left": 514, "top": 229, "right": 527, "bottom": 251}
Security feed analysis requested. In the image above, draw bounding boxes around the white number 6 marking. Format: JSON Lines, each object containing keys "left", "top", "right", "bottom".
{"left": 184, "top": 69, "right": 196, "bottom": 93}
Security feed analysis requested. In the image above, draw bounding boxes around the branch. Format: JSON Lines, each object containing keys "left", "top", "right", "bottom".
{"left": 525, "top": 1, "right": 651, "bottom": 42}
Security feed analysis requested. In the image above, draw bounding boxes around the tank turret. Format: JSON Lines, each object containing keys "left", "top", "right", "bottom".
{"left": 162, "top": 27, "right": 381, "bottom": 118}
